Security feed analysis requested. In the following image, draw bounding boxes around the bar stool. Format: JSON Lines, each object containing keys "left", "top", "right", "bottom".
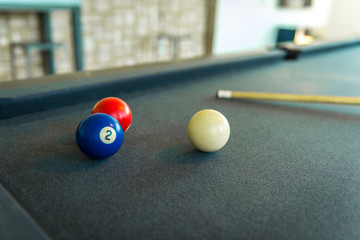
{"left": 10, "top": 42, "right": 65, "bottom": 79}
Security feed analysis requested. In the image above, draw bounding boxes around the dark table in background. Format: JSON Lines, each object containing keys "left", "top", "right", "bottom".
{"left": 1, "top": 38, "right": 360, "bottom": 240}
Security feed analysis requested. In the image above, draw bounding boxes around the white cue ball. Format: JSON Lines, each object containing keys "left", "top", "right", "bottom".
{"left": 187, "top": 109, "right": 230, "bottom": 152}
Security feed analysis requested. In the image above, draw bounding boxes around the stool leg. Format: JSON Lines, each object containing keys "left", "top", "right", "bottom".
{"left": 41, "top": 11, "right": 55, "bottom": 74}
{"left": 25, "top": 48, "right": 32, "bottom": 78}
{"left": 10, "top": 45, "right": 17, "bottom": 79}
{"left": 72, "top": 7, "right": 84, "bottom": 71}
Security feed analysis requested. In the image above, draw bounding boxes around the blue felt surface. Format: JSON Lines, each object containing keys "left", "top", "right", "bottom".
{"left": 1, "top": 46, "right": 360, "bottom": 239}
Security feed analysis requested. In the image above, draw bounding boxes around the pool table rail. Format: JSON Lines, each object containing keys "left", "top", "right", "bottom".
{"left": 0, "top": 50, "right": 285, "bottom": 120}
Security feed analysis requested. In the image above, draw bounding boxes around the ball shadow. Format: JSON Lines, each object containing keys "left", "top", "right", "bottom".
{"left": 35, "top": 134, "right": 110, "bottom": 173}
{"left": 36, "top": 151, "right": 110, "bottom": 173}
{"left": 159, "top": 144, "right": 216, "bottom": 164}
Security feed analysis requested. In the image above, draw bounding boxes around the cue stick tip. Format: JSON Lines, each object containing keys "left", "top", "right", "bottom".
{"left": 216, "top": 90, "right": 232, "bottom": 99}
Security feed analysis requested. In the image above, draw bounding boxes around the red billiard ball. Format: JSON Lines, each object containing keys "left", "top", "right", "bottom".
{"left": 91, "top": 97, "right": 132, "bottom": 132}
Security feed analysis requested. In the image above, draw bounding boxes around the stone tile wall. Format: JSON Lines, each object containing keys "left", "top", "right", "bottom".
{"left": 0, "top": 0, "right": 208, "bottom": 82}
{"left": 0, "top": 13, "right": 44, "bottom": 81}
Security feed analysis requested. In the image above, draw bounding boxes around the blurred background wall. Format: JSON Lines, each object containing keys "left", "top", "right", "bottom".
{"left": 324, "top": 0, "right": 360, "bottom": 39}
{"left": 0, "top": 0, "right": 210, "bottom": 81}
{"left": 0, "top": 0, "right": 360, "bottom": 82}
{"left": 213, "top": 0, "right": 333, "bottom": 54}
{"left": 213, "top": 0, "right": 360, "bottom": 54}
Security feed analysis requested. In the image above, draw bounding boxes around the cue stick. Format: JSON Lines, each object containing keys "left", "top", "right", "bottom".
{"left": 216, "top": 90, "right": 360, "bottom": 105}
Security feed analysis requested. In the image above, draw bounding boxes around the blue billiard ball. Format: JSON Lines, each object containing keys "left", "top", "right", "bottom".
{"left": 76, "top": 113, "right": 124, "bottom": 159}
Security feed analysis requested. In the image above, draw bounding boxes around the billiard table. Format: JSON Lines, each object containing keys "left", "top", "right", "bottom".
{"left": 1, "top": 38, "right": 360, "bottom": 240}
